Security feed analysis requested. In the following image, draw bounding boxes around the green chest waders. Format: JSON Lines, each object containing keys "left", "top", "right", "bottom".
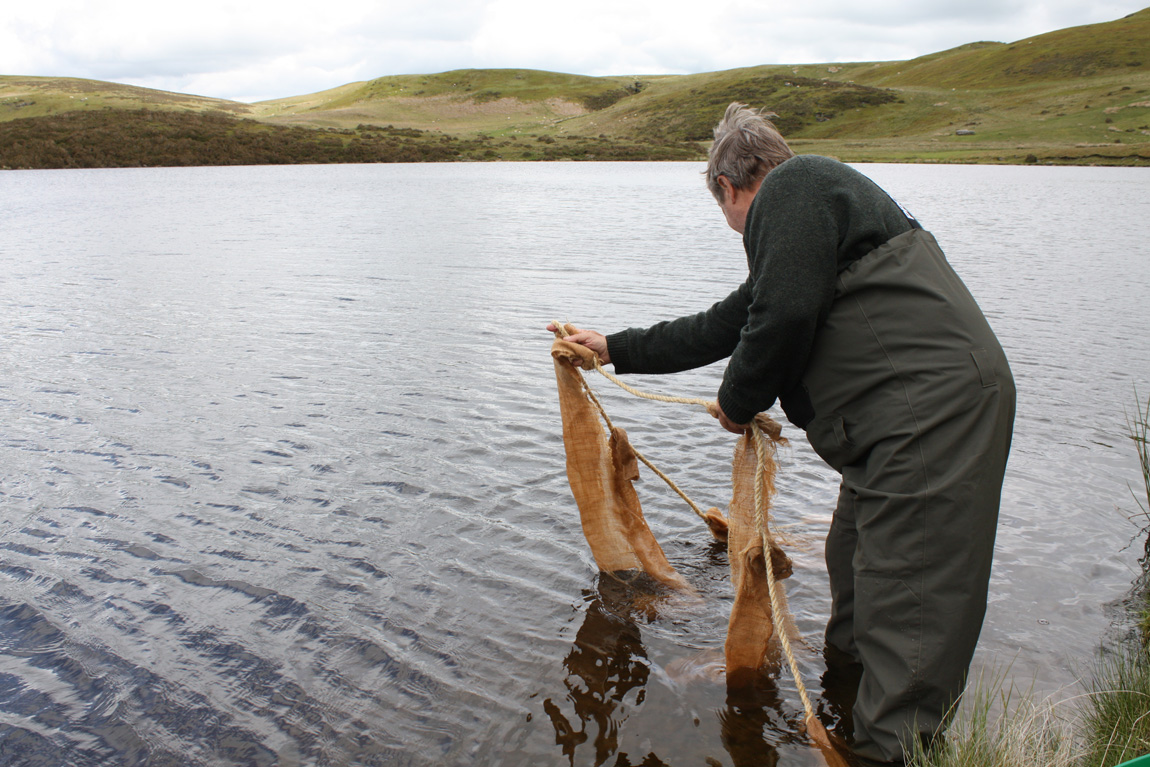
{"left": 798, "top": 228, "right": 1015, "bottom": 762}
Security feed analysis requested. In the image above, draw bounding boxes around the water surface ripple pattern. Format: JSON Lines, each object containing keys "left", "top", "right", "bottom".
{"left": 0, "top": 162, "right": 1147, "bottom": 766}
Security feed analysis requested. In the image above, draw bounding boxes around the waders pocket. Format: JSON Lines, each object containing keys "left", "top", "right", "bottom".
{"left": 970, "top": 348, "right": 998, "bottom": 388}
{"left": 807, "top": 413, "right": 863, "bottom": 472}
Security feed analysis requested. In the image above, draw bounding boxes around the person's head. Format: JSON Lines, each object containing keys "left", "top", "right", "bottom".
{"left": 705, "top": 103, "right": 793, "bottom": 233}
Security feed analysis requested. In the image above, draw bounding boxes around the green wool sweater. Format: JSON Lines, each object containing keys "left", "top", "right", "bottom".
{"left": 605, "top": 154, "right": 917, "bottom": 427}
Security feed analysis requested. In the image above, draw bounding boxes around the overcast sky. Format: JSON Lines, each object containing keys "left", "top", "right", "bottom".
{"left": 1, "top": 1, "right": 1145, "bottom": 103}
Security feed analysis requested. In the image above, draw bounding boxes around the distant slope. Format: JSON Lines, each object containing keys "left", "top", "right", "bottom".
{"left": 1, "top": 8, "right": 1148, "bottom": 167}
{"left": 569, "top": 68, "right": 903, "bottom": 141}
{"left": 250, "top": 68, "right": 644, "bottom": 132}
{"left": 0, "top": 76, "right": 251, "bottom": 121}
{"left": 852, "top": 8, "right": 1150, "bottom": 88}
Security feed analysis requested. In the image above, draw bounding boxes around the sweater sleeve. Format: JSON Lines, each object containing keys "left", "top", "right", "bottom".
{"left": 716, "top": 164, "right": 840, "bottom": 424}
{"left": 606, "top": 280, "right": 753, "bottom": 375}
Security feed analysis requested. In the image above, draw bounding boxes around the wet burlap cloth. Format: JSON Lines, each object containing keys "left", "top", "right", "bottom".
{"left": 550, "top": 326, "right": 846, "bottom": 767}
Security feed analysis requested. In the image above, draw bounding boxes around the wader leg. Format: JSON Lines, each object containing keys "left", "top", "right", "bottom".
{"left": 840, "top": 399, "right": 1010, "bottom": 764}
{"left": 847, "top": 492, "right": 935, "bottom": 765}
{"left": 825, "top": 484, "right": 859, "bottom": 658}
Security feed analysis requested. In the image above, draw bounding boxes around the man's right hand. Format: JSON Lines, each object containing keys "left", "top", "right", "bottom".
{"left": 546, "top": 323, "right": 611, "bottom": 366}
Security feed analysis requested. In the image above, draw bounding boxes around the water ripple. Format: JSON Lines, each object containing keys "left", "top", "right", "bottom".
{"left": 0, "top": 162, "right": 1147, "bottom": 765}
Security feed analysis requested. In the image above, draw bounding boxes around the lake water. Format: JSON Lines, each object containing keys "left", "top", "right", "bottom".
{"left": 1, "top": 161, "right": 1148, "bottom": 766}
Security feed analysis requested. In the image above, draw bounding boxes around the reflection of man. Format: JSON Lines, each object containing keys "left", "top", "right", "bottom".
{"left": 544, "top": 578, "right": 797, "bottom": 767}
{"left": 543, "top": 583, "right": 649, "bottom": 765}
{"left": 550, "top": 103, "right": 1015, "bottom": 765}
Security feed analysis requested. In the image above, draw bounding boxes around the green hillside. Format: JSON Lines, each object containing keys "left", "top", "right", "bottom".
{"left": 2, "top": 8, "right": 1148, "bottom": 168}
{"left": 245, "top": 68, "right": 649, "bottom": 137}
{"left": 854, "top": 8, "right": 1149, "bottom": 88}
{"left": 0, "top": 76, "right": 252, "bottom": 121}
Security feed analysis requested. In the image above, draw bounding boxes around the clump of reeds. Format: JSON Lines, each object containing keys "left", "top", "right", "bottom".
{"left": 1140, "top": 600, "right": 1150, "bottom": 647}
{"left": 1073, "top": 389, "right": 1150, "bottom": 765}
{"left": 1125, "top": 388, "right": 1150, "bottom": 646}
{"left": 905, "top": 673, "right": 1080, "bottom": 767}
{"left": 1128, "top": 388, "right": 1150, "bottom": 561}
{"left": 1079, "top": 643, "right": 1150, "bottom": 766}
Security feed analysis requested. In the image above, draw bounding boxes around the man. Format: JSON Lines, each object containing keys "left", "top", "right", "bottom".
{"left": 551, "top": 102, "right": 1015, "bottom": 765}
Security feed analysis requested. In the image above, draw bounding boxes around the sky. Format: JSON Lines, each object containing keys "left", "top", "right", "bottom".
{"left": 1, "top": 0, "right": 1146, "bottom": 103}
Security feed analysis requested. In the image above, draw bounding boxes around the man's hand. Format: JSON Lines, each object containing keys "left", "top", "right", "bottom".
{"left": 715, "top": 401, "right": 750, "bottom": 435}
{"left": 546, "top": 323, "right": 611, "bottom": 366}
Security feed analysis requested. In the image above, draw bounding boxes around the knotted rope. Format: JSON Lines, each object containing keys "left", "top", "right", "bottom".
{"left": 551, "top": 323, "right": 834, "bottom": 759}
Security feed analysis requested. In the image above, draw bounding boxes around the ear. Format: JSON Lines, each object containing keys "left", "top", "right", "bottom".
{"left": 716, "top": 175, "right": 736, "bottom": 203}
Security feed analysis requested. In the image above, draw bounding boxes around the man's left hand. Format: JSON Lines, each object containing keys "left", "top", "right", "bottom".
{"left": 715, "top": 402, "right": 750, "bottom": 434}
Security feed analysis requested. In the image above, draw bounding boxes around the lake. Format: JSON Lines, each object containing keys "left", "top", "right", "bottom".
{"left": 1, "top": 161, "right": 1148, "bottom": 766}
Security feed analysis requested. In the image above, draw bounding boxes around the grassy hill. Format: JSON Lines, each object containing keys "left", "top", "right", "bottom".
{"left": 2, "top": 8, "right": 1148, "bottom": 168}
{"left": 0, "top": 76, "right": 252, "bottom": 120}
{"left": 251, "top": 69, "right": 646, "bottom": 132}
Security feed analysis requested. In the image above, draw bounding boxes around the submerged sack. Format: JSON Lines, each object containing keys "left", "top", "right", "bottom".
{"left": 551, "top": 334, "right": 791, "bottom": 678}
{"left": 550, "top": 330, "right": 847, "bottom": 767}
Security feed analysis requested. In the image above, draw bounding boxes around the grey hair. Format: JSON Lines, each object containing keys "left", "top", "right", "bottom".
{"left": 705, "top": 102, "right": 794, "bottom": 201}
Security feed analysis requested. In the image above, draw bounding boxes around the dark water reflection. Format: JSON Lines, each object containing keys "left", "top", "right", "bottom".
{"left": 540, "top": 575, "right": 810, "bottom": 767}
{"left": 0, "top": 162, "right": 1148, "bottom": 766}
{"left": 543, "top": 578, "right": 657, "bottom": 766}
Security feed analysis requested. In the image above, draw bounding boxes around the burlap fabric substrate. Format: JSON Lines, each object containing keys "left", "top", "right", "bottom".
{"left": 550, "top": 328, "right": 847, "bottom": 767}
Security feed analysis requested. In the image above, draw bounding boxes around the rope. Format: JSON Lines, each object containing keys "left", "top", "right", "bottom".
{"left": 551, "top": 323, "right": 822, "bottom": 738}
{"left": 554, "top": 324, "right": 715, "bottom": 525}
{"left": 751, "top": 419, "right": 816, "bottom": 723}
{"left": 594, "top": 362, "right": 713, "bottom": 411}
{"left": 572, "top": 363, "right": 713, "bottom": 521}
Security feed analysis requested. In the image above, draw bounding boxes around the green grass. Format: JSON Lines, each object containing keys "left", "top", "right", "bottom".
{"left": 247, "top": 68, "right": 646, "bottom": 133}
{"left": 851, "top": 9, "right": 1150, "bottom": 89}
{"left": 903, "top": 650, "right": 1150, "bottom": 767}
{"left": 336, "top": 68, "right": 642, "bottom": 108}
{"left": 1129, "top": 389, "right": 1150, "bottom": 648}
{"left": 1128, "top": 390, "right": 1150, "bottom": 547}
{"left": 905, "top": 674, "right": 1080, "bottom": 767}
{"left": 0, "top": 76, "right": 250, "bottom": 122}
{"left": 1080, "top": 644, "right": 1150, "bottom": 766}
{"left": 1080, "top": 391, "right": 1150, "bottom": 765}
